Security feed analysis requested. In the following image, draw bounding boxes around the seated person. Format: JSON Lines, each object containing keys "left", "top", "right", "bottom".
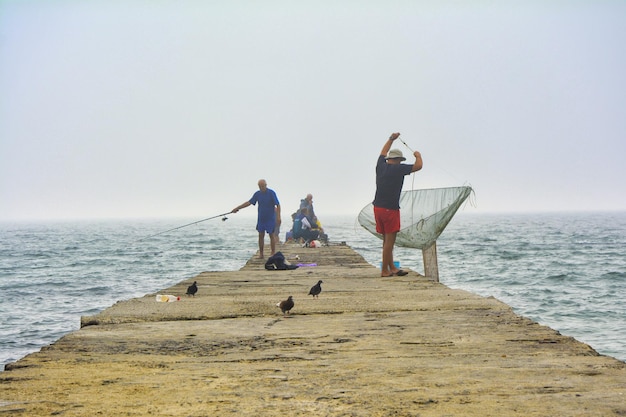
{"left": 292, "top": 208, "right": 320, "bottom": 242}
{"left": 299, "top": 193, "right": 324, "bottom": 234}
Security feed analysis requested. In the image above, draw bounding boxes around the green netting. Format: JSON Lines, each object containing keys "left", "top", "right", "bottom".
{"left": 358, "top": 186, "right": 473, "bottom": 249}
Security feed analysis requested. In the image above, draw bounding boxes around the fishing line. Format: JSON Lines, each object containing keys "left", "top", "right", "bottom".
{"left": 395, "top": 137, "right": 418, "bottom": 228}
{"left": 137, "top": 211, "right": 232, "bottom": 241}
{"left": 401, "top": 137, "right": 466, "bottom": 186}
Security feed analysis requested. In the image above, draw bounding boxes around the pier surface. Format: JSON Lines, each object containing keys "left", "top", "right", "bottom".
{"left": 1, "top": 243, "right": 624, "bottom": 416}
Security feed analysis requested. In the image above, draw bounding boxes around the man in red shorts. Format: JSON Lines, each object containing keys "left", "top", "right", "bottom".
{"left": 373, "top": 132, "right": 423, "bottom": 277}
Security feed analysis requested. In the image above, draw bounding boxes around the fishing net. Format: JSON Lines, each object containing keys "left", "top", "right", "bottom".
{"left": 358, "top": 186, "right": 473, "bottom": 249}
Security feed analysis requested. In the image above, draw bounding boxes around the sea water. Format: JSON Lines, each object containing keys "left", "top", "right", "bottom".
{"left": 1, "top": 212, "right": 625, "bottom": 370}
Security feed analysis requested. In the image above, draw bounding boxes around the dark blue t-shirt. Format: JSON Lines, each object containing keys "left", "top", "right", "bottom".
{"left": 373, "top": 155, "right": 413, "bottom": 210}
{"left": 249, "top": 188, "right": 280, "bottom": 224}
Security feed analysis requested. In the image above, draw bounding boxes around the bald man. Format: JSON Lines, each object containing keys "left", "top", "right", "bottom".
{"left": 232, "top": 179, "right": 281, "bottom": 259}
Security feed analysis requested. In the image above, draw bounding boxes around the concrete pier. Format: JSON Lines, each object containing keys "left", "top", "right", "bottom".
{"left": 1, "top": 243, "right": 624, "bottom": 416}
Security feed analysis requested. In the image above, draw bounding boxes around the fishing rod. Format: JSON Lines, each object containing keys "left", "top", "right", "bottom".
{"left": 398, "top": 137, "right": 414, "bottom": 153}
{"left": 137, "top": 211, "right": 233, "bottom": 241}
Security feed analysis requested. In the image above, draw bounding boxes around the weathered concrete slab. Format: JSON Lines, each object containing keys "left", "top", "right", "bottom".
{"left": 1, "top": 243, "right": 624, "bottom": 416}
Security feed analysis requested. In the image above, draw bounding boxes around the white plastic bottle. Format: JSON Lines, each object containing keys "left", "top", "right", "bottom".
{"left": 155, "top": 294, "right": 180, "bottom": 302}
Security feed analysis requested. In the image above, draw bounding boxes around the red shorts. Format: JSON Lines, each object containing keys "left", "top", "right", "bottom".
{"left": 374, "top": 206, "right": 401, "bottom": 234}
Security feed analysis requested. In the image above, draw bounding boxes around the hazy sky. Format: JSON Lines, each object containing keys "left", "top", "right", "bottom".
{"left": 1, "top": 1, "right": 625, "bottom": 221}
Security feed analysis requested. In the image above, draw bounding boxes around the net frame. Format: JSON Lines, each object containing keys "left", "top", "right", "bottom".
{"left": 358, "top": 186, "right": 473, "bottom": 250}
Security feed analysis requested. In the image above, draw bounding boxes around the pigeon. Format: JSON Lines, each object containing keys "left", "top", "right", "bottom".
{"left": 186, "top": 281, "right": 198, "bottom": 297}
{"left": 276, "top": 296, "right": 294, "bottom": 315}
{"left": 308, "top": 280, "right": 323, "bottom": 298}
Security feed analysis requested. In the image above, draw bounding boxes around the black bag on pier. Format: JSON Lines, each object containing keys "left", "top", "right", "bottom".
{"left": 265, "top": 252, "right": 298, "bottom": 270}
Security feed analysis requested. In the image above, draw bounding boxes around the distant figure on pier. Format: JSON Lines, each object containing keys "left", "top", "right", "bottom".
{"left": 300, "top": 193, "right": 324, "bottom": 234}
{"left": 373, "top": 132, "right": 422, "bottom": 277}
{"left": 232, "top": 179, "right": 281, "bottom": 259}
{"left": 293, "top": 207, "right": 320, "bottom": 243}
